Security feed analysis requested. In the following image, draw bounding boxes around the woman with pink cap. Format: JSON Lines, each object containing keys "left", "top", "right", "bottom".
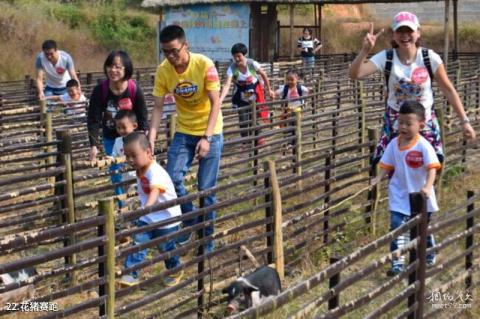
{"left": 349, "top": 11, "right": 476, "bottom": 164}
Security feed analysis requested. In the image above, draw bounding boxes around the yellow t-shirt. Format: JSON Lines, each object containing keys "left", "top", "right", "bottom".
{"left": 153, "top": 52, "right": 222, "bottom": 136}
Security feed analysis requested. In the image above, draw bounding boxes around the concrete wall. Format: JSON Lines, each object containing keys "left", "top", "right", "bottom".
{"left": 367, "top": 0, "right": 480, "bottom": 23}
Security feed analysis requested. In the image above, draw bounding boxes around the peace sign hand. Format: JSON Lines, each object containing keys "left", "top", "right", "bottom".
{"left": 363, "top": 23, "right": 384, "bottom": 52}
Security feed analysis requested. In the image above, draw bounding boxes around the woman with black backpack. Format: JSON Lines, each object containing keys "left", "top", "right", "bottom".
{"left": 349, "top": 11, "right": 475, "bottom": 164}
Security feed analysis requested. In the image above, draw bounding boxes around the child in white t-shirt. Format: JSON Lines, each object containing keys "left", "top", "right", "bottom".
{"left": 119, "top": 132, "right": 183, "bottom": 287}
{"left": 46, "top": 79, "right": 86, "bottom": 115}
{"left": 371, "top": 101, "right": 441, "bottom": 276}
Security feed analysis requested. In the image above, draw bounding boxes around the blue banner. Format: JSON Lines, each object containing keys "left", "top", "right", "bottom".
{"left": 165, "top": 3, "right": 250, "bottom": 62}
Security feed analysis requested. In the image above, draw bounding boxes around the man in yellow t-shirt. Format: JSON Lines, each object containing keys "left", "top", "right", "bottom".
{"left": 148, "top": 25, "right": 223, "bottom": 253}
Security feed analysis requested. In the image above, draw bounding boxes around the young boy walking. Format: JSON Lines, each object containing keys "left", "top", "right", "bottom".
{"left": 108, "top": 110, "right": 138, "bottom": 207}
{"left": 119, "top": 132, "right": 183, "bottom": 287}
{"left": 371, "top": 101, "right": 441, "bottom": 276}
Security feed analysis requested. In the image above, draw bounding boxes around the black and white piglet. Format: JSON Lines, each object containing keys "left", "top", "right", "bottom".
{"left": 222, "top": 266, "right": 281, "bottom": 314}
{"left": 0, "top": 267, "right": 37, "bottom": 304}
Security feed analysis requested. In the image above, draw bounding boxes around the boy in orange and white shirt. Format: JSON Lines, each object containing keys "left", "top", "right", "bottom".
{"left": 371, "top": 101, "right": 441, "bottom": 276}
{"left": 119, "top": 132, "right": 183, "bottom": 287}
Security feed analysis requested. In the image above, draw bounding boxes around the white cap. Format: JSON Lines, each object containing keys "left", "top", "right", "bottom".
{"left": 391, "top": 11, "right": 420, "bottom": 31}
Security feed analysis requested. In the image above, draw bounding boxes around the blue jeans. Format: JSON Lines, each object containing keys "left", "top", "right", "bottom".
{"left": 124, "top": 220, "right": 181, "bottom": 278}
{"left": 302, "top": 56, "right": 315, "bottom": 69}
{"left": 44, "top": 86, "right": 67, "bottom": 97}
{"left": 103, "top": 137, "right": 125, "bottom": 200}
{"left": 390, "top": 211, "right": 435, "bottom": 269}
{"left": 166, "top": 132, "right": 223, "bottom": 238}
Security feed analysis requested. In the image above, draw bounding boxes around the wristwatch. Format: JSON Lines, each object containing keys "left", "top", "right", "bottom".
{"left": 461, "top": 117, "right": 470, "bottom": 125}
{"left": 202, "top": 135, "right": 213, "bottom": 143}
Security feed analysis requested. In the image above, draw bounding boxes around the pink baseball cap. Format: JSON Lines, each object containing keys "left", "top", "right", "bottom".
{"left": 391, "top": 11, "right": 420, "bottom": 31}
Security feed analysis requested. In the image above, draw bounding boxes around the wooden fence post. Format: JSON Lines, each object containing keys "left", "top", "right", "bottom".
{"left": 328, "top": 257, "right": 340, "bottom": 310}
{"left": 437, "top": 105, "right": 447, "bottom": 202}
{"left": 106, "top": 199, "right": 116, "bottom": 319}
{"left": 333, "top": 80, "right": 340, "bottom": 153}
{"left": 294, "top": 108, "right": 302, "bottom": 187}
{"left": 465, "top": 190, "right": 474, "bottom": 290}
{"left": 39, "top": 99, "right": 47, "bottom": 115}
{"left": 251, "top": 100, "right": 258, "bottom": 144}
{"left": 39, "top": 99, "right": 48, "bottom": 154}
{"left": 56, "top": 130, "right": 77, "bottom": 286}
{"left": 0, "top": 93, "right": 3, "bottom": 134}
{"left": 408, "top": 192, "right": 427, "bottom": 319}
{"left": 317, "top": 69, "right": 324, "bottom": 94}
{"left": 323, "top": 151, "right": 332, "bottom": 244}
{"left": 357, "top": 81, "right": 367, "bottom": 168}
{"left": 98, "top": 197, "right": 115, "bottom": 318}
{"left": 45, "top": 112, "right": 54, "bottom": 183}
{"left": 251, "top": 101, "right": 258, "bottom": 188}
{"left": 197, "top": 196, "right": 206, "bottom": 319}
{"left": 26, "top": 75, "right": 35, "bottom": 101}
{"left": 86, "top": 73, "right": 93, "bottom": 85}
{"left": 477, "top": 73, "right": 480, "bottom": 118}
{"left": 29, "top": 78, "right": 36, "bottom": 101}
{"left": 312, "top": 81, "right": 321, "bottom": 149}
{"left": 366, "top": 128, "right": 378, "bottom": 232}
{"left": 263, "top": 162, "right": 274, "bottom": 265}
{"left": 25, "top": 75, "right": 30, "bottom": 91}
{"left": 266, "top": 160, "right": 284, "bottom": 281}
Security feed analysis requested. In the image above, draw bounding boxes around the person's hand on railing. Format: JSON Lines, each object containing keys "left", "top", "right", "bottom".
{"left": 268, "top": 89, "right": 275, "bottom": 99}
{"left": 462, "top": 121, "right": 476, "bottom": 141}
{"left": 370, "top": 176, "right": 381, "bottom": 188}
{"left": 421, "top": 186, "right": 433, "bottom": 198}
{"left": 89, "top": 145, "right": 98, "bottom": 162}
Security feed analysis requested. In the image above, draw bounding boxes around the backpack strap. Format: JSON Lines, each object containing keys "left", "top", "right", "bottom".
{"left": 296, "top": 84, "right": 303, "bottom": 97}
{"left": 297, "top": 84, "right": 305, "bottom": 105}
{"left": 231, "top": 63, "right": 239, "bottom": 80}
{"left": 101, "top": 79, "right": 109, "bottom": 106}
{"left": 246, "top": 59, "right": 258, "bottom": 78}
{"left": 127, "top": 79, "right": 137, "bottom": 105}
{"left": 421, "top": 48, "right": 434, "bottom": 80}
{"left": 101, "top": 79, "right": 137, "bottom": 105}
{"left": 282, "top": 85, "right": 289, "bottom": 100}
{"left": 384, "top": 49, "right": 394, "bottom": 89}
